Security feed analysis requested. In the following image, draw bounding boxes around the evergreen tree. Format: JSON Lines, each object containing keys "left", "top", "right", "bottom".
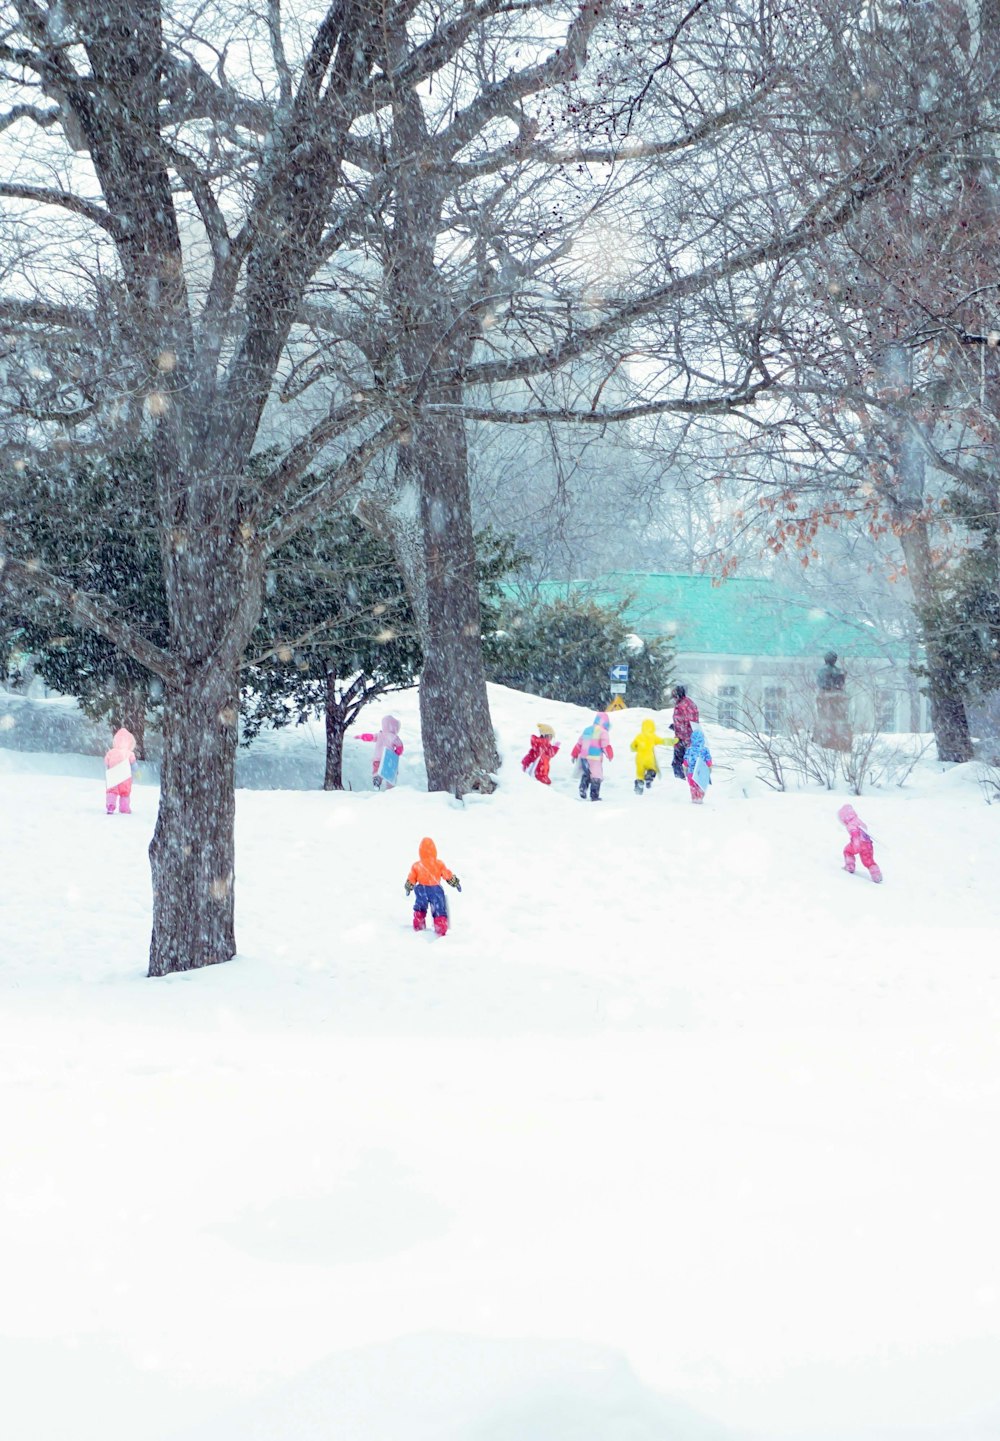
{"left": 0, "top": 448, "right": 165, "bottom": 754}
{"left": 241, "top": 516, "right": 421, "bottom": 790}
{"left": 486, "top": 596, "right": 674, "bottom": 709}
{"left": 242, "top": 524, "right": 525, "bottom": 788}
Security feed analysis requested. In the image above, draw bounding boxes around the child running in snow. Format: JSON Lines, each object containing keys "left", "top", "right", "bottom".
{"left": 104, "top": 727, "right": 137, "bottom": 814}
{"left": 629, "top": 717, "right": 675, "bottom": 795}
{"left": 522, "top": 724, "right": 559, "bottom": 785}
{"left": 405, "top": 836, "right": 461, "bottom": 937}
{"left": 355, "top": 714, "right": 404, "bottom": 790}
{"left": 571, "top": 712, "right": 613, "bottom": 801}
{"left": 683, "top": 725, "right": 712, "bottom": 804}
{"left": 838, "top": 803, "right": 883, "bottom": 883}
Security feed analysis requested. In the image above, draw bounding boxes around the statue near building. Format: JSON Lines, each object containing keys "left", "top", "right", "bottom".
{"left": 815, "top": 651, "right": 851, "bottom": 750}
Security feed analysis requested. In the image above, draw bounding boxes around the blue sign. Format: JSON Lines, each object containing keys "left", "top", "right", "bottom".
{"left": 609, "top": 664, "right": 629, "bottom": 683}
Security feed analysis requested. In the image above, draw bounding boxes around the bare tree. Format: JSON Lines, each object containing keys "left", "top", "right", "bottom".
{"left": 677, "top": 1, "right": 1000, "bottom": 761}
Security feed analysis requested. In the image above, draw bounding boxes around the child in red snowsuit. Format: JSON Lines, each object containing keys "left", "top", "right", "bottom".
{"left": 838, "top": 803, "right": 882, "bottom": 883}
{"left": 522, "top": 724, "right": 559, "bottom": 785}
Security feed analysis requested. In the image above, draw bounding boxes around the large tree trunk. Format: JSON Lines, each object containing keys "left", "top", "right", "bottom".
{"left": 396, "top": 401, "right": 499, "bottom": 794}
{"left": 148, "top": 668, "right": 239, "bottom": 976}
{"left": 879, "top": 343, "right": 973, "bottom": 763}
{"left": 148, "top": 456, "right": 266, "bottom": 976}
{"left": 899, "top": 521, "right": 973, "bottom": 763}
{"left": 383, "top": 82, "right": 499, "bottom": 797}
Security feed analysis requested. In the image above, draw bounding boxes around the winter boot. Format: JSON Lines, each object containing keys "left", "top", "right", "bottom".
{"left": 119, "top": 796, "right": 131, "bottom": 815}
{"left": 843, "top": 861, "right": 856, "bottom": 874}
{"left": 634, "top": 779, "right": 644, "bottom": 796}
{"left": 106, "top": 798, "right": 117, "bottom": 815}
{"left": 869, "top": 865, "right": 883, "bottom": 884}
{"left": 590, "top": 779, "right": 602, "bottom": 802}
{"left": 433, "top": 913, "right": 449, "bottom": 937}
{"left": 412, "top": 910, "right": 427, "bottom": 931}
{"left": 578, "top": 765, "right": 590, "bottom": 799}
{"left": 644, "top": 769, "right": 656, "bottom": 790}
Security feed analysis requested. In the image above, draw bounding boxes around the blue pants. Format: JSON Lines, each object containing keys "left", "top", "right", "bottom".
{"left": 413, "top": 883, "right": 447, "bottom": 918}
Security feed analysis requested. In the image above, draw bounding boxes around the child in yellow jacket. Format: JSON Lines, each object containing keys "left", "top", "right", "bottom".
{"left": 629, "top": 717, "right": 675, "bottom": 796}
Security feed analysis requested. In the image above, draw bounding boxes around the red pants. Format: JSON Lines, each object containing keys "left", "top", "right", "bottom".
{"left": 106, "top": 779, "right": 132, "bottom": 814}
{"left": 843, "top": 836, "right": 877, "bottom": 874}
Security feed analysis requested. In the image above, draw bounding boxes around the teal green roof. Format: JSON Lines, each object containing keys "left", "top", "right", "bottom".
{"left": 505, "top": 572, "right": 906, "bottom": 661}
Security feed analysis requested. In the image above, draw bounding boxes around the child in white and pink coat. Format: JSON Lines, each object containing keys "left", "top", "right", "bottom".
{"left": 838, "top": 803, "right": 882, "bottom": 883}
{"left": 104, "top": 727, "right": 137, "bottom": 814}
{"left": 355, "top": 714, "right": 404, "bottom": 790}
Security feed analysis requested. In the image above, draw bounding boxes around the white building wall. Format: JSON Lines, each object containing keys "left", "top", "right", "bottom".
{"left": 671, "top": 653, "right": 929, "bottom": 734}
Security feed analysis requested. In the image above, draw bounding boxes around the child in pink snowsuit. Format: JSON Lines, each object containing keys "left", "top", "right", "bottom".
{"left": 355, "top": 715, "right": 404, "bottom": 789}
{"left": 838, "top": 803, "right": 882, "bottom": 883}
{"left": 104, "top": 727, "right": 137, "bottom": 814}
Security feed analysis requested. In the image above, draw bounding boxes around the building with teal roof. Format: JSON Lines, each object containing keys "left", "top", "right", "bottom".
{"left": 505, "top": 573, "right": 925, "bottom": 731}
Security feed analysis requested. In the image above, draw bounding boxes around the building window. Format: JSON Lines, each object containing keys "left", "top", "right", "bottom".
{"left": 717, "top": 685, "right": 739, "bottom": 728}
{"left": 763, "top": 685, "right": 785, "bottom": 732}
{"left": 875, "top": 688, "right": 896, "bottom": 733}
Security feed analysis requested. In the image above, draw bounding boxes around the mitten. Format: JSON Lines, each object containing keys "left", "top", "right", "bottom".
{"left": 570, "top": 745, "right": 580, "bottom": 760}
{"left": 404, "top": 879, "right": 414, "bottom": 896}
{"left": 605, "top": 744, "right": 614, "bottom": 761}
{"left": 445, "top": 874, "right": 462, "bottom": 891}
{"left": 356, "top": 733, "right": 376, "bottom": 742}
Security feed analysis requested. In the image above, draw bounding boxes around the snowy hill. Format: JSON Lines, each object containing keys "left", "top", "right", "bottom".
{"left": 1, "top": 683, "right": 998, "bottom": 1441}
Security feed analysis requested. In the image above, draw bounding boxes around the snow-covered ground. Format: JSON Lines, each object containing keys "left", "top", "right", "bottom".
{"left": 1, "top": 684, "right": 998, "bottom": 1441}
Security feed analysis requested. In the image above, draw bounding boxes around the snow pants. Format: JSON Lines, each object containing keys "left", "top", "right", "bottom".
{"left": 844, "top": 835, "right": 881, "bottom": 880}
{"left": 686, "top": 775, "right": 705, "bottom": 804}
{"left": 106, "top": 778, "right": 132, "bottom": 814}
{"left": 413, "top": 884, "right": 447, "bottom": 919}
{"left": 412, "top": 884, "right": 448, "bottom": 936}
{"left": 578, "top": 760, "right": 602, "bottom": 801}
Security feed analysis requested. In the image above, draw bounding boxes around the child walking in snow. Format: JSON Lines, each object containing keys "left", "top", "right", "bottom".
{"left": 405, "top": 836, "right": 461, "bottom": 937}
{"left": 838, "top": 803, "right": 883, "bottom": 883}
{"left": 670, "top": 685, "right": 699, "bottom": 780}
{"left": 571, "top": 712, "right": 614, "bottom": 801}
{"left": 104, "top": 727, "right": 137, "bottom": 814}
{"left": 683, "top": 725, "right": 712, "bottom": 803}
{"left": 629, "top": 717, "right": 674, "bottom": 795}
{"left": 355, "top": 715, "right": 404, "bottom": 790}
{"left": 522, "top": 724, "right": 559, "bottom": 785}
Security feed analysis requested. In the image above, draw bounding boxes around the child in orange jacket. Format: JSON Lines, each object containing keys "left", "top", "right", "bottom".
{"left": 404, "top": 836, "right": 462, "bottom": 937}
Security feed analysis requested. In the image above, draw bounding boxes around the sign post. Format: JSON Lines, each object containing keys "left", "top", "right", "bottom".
{"left": 608, "top": 663, "right": 629, "bottom": 710}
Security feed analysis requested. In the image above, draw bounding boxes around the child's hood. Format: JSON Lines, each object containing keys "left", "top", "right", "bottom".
{"left": 110, "top": 728, "right": 136, "bottom": 756}
{"left": 593, "top": 712, "right": 610, "bottom": 728}
{"left": 418, "top": 836, "right": 439, "bottom": 866}
{"left": 837, "top": 803, "right": 860, "bottom": 827}
{"left": 382, "top": 715, "right": 400, "bottom": 736}
{"left": 639, "top": 718, "right": 656, "bottom": 737}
